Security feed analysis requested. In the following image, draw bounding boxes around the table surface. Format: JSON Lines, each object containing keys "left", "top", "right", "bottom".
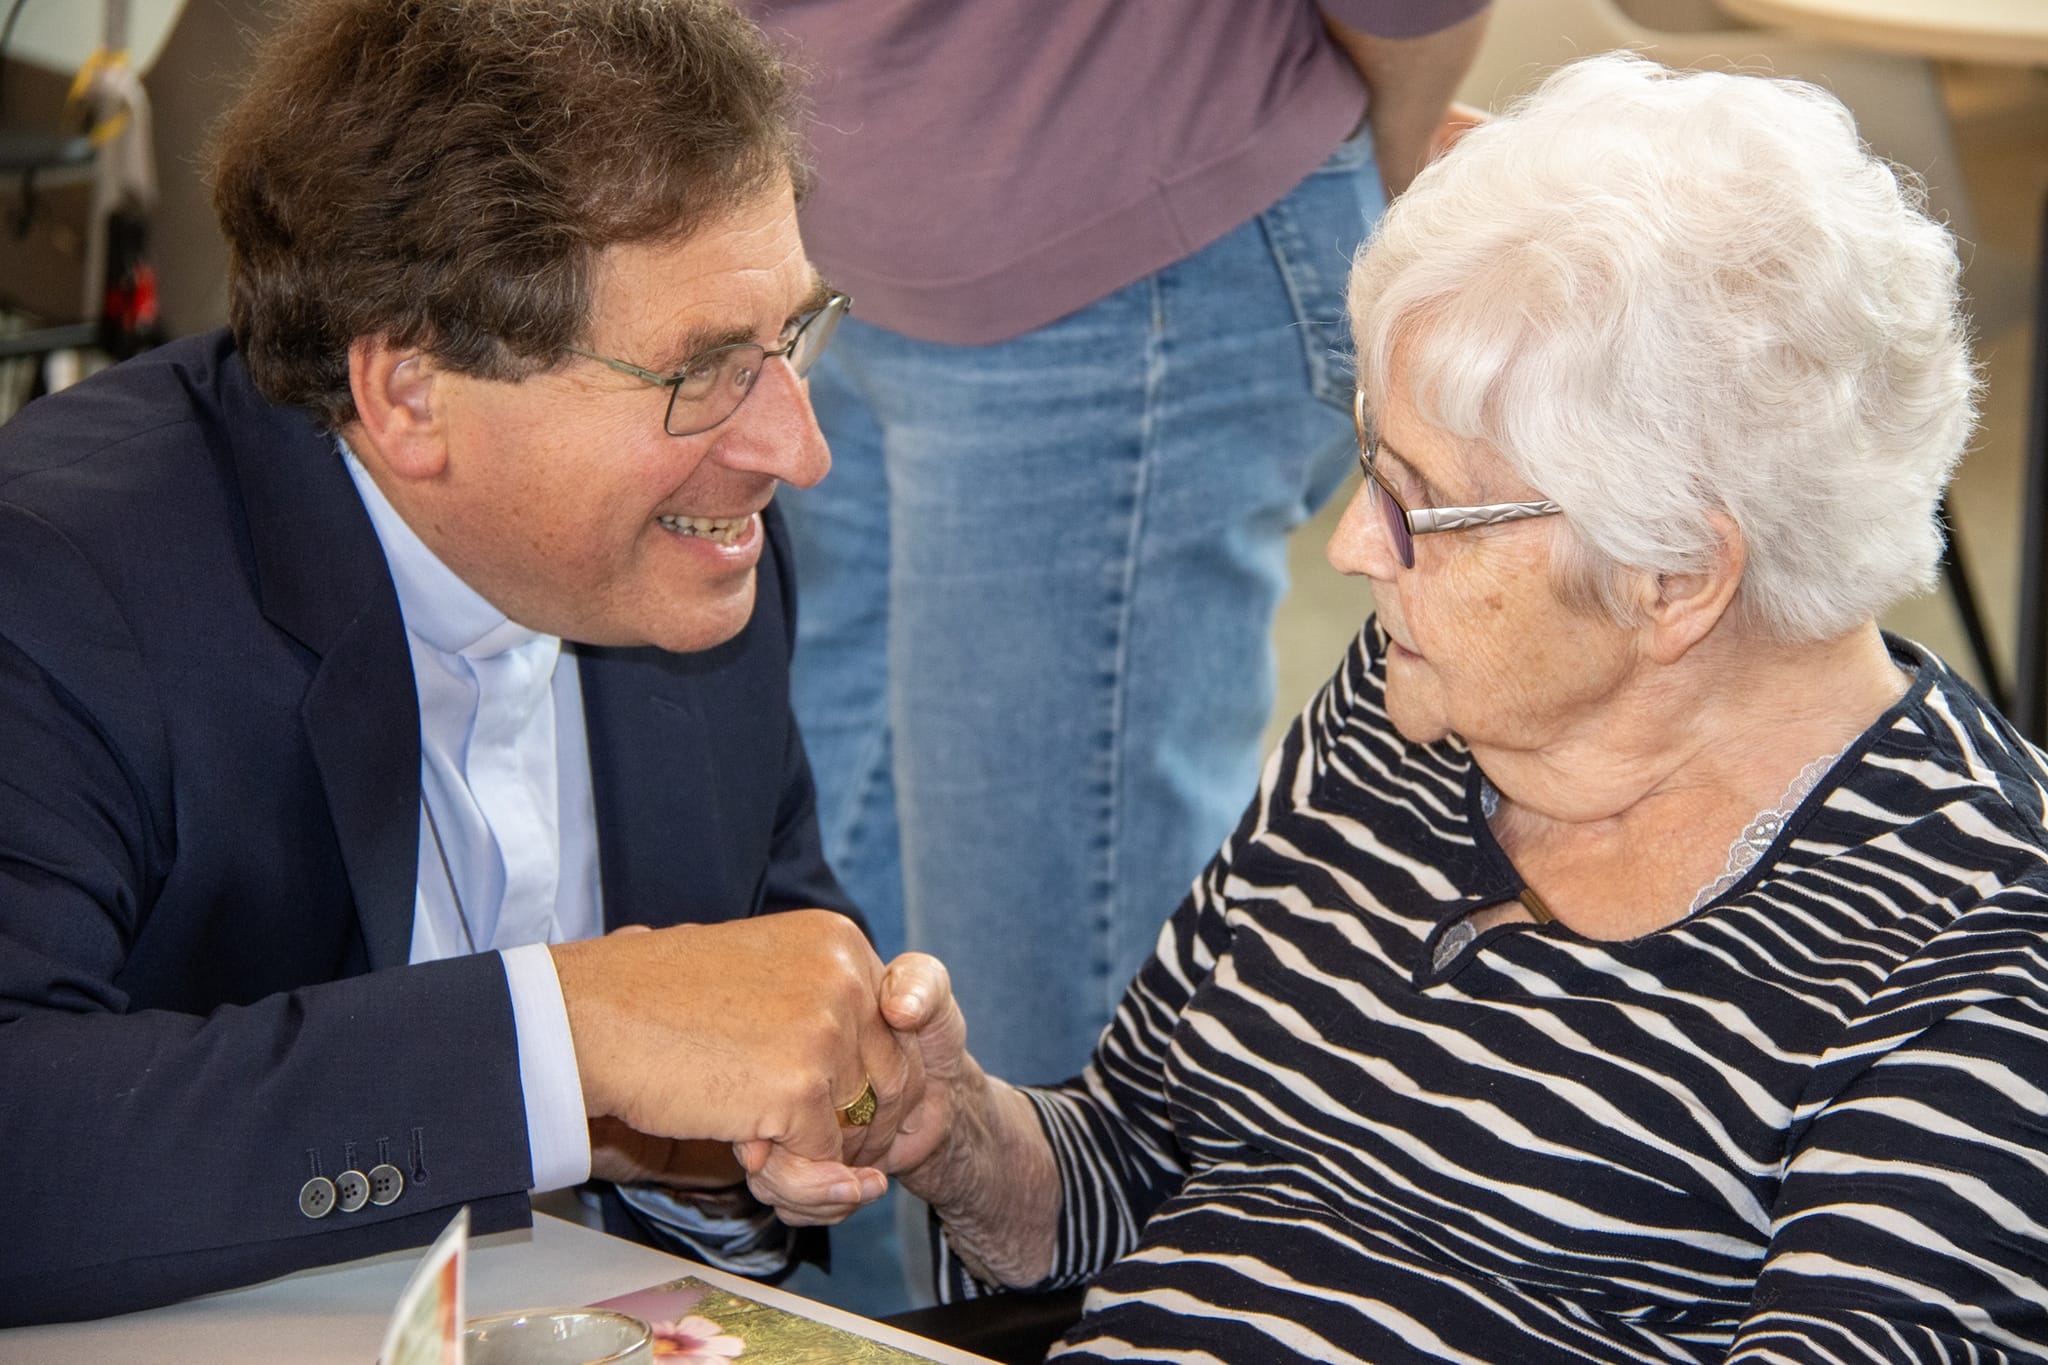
{"left": 1716, "top": 0, "right": 2048, "bottom": 65}
{"left": 0, "top": 1213, "right": 996, "bottom": 1364}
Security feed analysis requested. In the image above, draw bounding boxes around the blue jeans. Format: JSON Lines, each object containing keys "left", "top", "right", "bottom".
{"left": 786, "top": 130, "right": 1383, "bottom": 1088}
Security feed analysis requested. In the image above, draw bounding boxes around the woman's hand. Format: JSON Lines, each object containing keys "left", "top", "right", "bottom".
{"left": 871, "top": 952, "right": 976, "bottom": 1180}
{"left": 590, "top": 1120, "right": 758, "bottom": 1217}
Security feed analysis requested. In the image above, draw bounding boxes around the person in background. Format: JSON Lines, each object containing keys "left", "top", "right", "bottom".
{"left": 747, "top": 0, "right": 1490, "bottom": 1091}
{"left": 0, "top": 0, "right": 916, "bottom": 1324}
{"left": 749, "top": 53, "right": 2048, "bottom": 1363}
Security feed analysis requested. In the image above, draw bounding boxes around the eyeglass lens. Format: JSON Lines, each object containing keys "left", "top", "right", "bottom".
{"left": 786, "top": 297, "right": 844, "bottom": 375}
{"left": 1364, "top": 454, "right": 1416, "bottom": 570}
{"left": 662, "top": 295, "right": 848, "bottom": 437}
{"left": 1353, "top": 390, "right": 1415, "bottom": 569}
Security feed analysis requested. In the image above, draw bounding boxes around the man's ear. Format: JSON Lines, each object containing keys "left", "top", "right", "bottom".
{"left": 1641, "top": 512, "right": 1746, "bottom": 666}
{"left": 346, "top": 336, "right": 449, "bottom": 480}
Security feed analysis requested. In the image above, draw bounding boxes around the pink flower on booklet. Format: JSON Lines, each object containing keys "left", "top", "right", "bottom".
{"left": 648, "top": 1313, "right": 745, "bottom": 1361}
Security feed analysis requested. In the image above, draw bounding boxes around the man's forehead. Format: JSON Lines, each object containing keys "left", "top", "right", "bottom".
{"left": 601, "top": 195, "right": 803, "bottom": 283}
{"left": 587, "top": 198, "right": 818, "bottom": 348}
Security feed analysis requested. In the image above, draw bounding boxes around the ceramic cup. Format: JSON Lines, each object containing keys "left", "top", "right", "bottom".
{"left": 462, "top": 1307, "right": 654, "bottom": 1365}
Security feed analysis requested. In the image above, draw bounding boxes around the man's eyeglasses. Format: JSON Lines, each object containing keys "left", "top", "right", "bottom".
{"left": 1353, "top": 388, "right": 1563, "bottom": 569}
{"left": 565, "top": 292, "right": 851, "bottom": 437}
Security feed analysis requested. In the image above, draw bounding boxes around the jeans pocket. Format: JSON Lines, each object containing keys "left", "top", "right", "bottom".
{"left": 1257, "top": 125, "right": 1387, "bottom": 412}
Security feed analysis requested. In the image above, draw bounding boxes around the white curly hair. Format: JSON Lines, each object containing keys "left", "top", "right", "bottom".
{"left": 1349, "top": 51, "right": 1979, "bottom": 641}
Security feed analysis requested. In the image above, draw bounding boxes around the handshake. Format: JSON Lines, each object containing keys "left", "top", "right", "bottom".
{"left": 549, "top": 908, "right": 976, "bottom": 1230}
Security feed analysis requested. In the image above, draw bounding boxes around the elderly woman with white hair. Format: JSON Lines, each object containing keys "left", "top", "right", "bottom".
{"left": 750, "top": 52, "right": 2048, "bottom": 1363}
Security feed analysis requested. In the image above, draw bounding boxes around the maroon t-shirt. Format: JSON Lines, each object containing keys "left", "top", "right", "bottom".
{"left": 750, "top": 0, "right": 1488, "bottom": 343}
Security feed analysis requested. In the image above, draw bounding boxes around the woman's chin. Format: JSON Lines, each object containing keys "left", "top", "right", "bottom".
{"left": 1383, "top": 686, "right": 1452, "bottom": 747}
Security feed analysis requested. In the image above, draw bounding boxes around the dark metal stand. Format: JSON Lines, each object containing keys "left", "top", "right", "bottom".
{"left": 2013, "top": 190, "right": 2048, "bottom": 746}
{"left": 1943, "top": 510, "right": 2008, "bottom": 714}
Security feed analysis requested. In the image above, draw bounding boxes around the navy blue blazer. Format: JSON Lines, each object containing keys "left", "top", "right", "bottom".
{"left": 0, "top": 331, "right": 852, "bottom": 1323}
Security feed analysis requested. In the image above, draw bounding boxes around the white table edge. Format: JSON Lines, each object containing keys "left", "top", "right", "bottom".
{"left": 0, "top": 1212, "right": 998, "bottom": 1364}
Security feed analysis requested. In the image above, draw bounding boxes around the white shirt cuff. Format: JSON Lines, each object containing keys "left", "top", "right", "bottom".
{"left": 500, "top": 943, "right": 592, "bottom": 1193}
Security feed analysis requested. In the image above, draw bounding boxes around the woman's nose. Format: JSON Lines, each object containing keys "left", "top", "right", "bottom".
{"left": 1327, "top": 479, "right": 1401, "bottom": 581}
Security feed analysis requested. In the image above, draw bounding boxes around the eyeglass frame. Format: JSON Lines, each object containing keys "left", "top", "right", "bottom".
{"left": 563, "top": 291, "right": 851, "bottom": 437}
{"left": 1352, "top": 388, "right": 1563, "bottom": 569}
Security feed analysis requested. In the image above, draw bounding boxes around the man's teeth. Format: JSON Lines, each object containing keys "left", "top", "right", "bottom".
{"left": 658, "top": 513, "right": 752, "bottom": 546}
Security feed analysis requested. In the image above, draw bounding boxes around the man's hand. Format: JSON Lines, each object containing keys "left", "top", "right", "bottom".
{"left": 738, "top": 952, "right": 974, "bottom": 1224}
{"left": 740, "top": 952, "right": 1062, "bottom": 1286}
{"left": 551, "top": 909, "right": 922, "bottom": 1174}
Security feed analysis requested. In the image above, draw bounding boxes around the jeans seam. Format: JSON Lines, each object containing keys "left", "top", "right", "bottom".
{"left": 1258, "top": 160, "right": 1373, "bottom": 414}
{"left": 1096, "top": 274, "right": 1170, "bottom": 1001}
{"left": 1261, "top": 202, "right": 1340, "bottom": 410}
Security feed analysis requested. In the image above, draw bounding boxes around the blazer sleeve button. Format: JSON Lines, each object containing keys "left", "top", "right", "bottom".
{"left": 298, "top": 1176, "right": 337, "bottom": 1219}
{"left": 335, "top": 1169, "right": 371, "bottom": 1213}
{"left": 367, "top": 1162, "right": 405, "bottom": 1206}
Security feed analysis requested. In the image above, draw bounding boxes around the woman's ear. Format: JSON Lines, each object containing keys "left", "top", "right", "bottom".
{"left": 1642, "top": 512, "right": 1746, "bottom": 666}
{"left": 345, "top": 336, "right": 449, "bottom": 480}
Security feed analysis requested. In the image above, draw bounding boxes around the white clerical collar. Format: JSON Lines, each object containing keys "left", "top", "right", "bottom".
{"left": 337, "top": 438, "right": 552, "bottom": 661}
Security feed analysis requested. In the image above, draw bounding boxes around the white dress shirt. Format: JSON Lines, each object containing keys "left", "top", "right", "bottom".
{"left": 342, "top": 445, "right": 594, "bottom": 1194}
{"left": 341, "top": 443, "right": 789, "bottom": 1272}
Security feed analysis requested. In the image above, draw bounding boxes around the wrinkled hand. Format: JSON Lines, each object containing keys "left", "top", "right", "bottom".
{"left": 551, "top": 909, "right": 924, "bottom": 1175}
{"left": 739, "top": 952, "right": 968, "bottom": 1225}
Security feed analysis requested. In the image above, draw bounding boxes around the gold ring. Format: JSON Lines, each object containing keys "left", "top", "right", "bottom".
{"left": 835, "top": 1078, "right": 878, "bottom": 1128}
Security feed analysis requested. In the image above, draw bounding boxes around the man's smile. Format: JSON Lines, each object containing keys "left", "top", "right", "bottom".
{"left": 657, "top": 512, "right": 758, "bottom": 547}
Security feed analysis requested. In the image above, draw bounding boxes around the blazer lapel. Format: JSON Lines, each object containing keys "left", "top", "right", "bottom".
{"left": 223, "top": 355, "right": 421, "bottom": 971}
{"left": 579, "top": 642, "right": 754, "bottom": 931}
{"left": 298, "top": 612, "right": 423, "bottom": 972}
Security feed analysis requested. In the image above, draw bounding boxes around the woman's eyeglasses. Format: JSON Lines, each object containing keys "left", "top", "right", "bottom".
{"left": 1353, "top": 388, "right": 1563, "bottom": 569}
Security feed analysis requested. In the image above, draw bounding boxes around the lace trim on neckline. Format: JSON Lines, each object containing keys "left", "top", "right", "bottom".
{"left": 1477, "top": 744, "right": 1848, "bottom": 918}
{"left": 1685, "top": 748, "right": 1845, "bottom": 911}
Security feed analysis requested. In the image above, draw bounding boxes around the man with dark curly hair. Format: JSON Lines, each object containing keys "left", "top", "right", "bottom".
{"left": 0, "top": 0, "right": 910, "bottom": 1324}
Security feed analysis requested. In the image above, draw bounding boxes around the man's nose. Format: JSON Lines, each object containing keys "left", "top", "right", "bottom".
{"left": 712, "top": 356, "right": 831, "bottom": 488}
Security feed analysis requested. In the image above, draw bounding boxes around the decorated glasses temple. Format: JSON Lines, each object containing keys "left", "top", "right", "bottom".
{"left": 1352, "top": 388, "right": 1563, "bottom": 569}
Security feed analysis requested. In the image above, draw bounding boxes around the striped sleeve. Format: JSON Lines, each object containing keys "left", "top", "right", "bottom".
{"left": 934, "top": 739, "right": 1285, "bottom": 1298}
{"left": 1732, "top": 913, "right": 2048, "bottom": 1362}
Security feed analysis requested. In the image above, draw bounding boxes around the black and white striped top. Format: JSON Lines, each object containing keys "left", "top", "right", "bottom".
{"left": 948, "top": 621, "right": 2048, "bottom": 1363}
